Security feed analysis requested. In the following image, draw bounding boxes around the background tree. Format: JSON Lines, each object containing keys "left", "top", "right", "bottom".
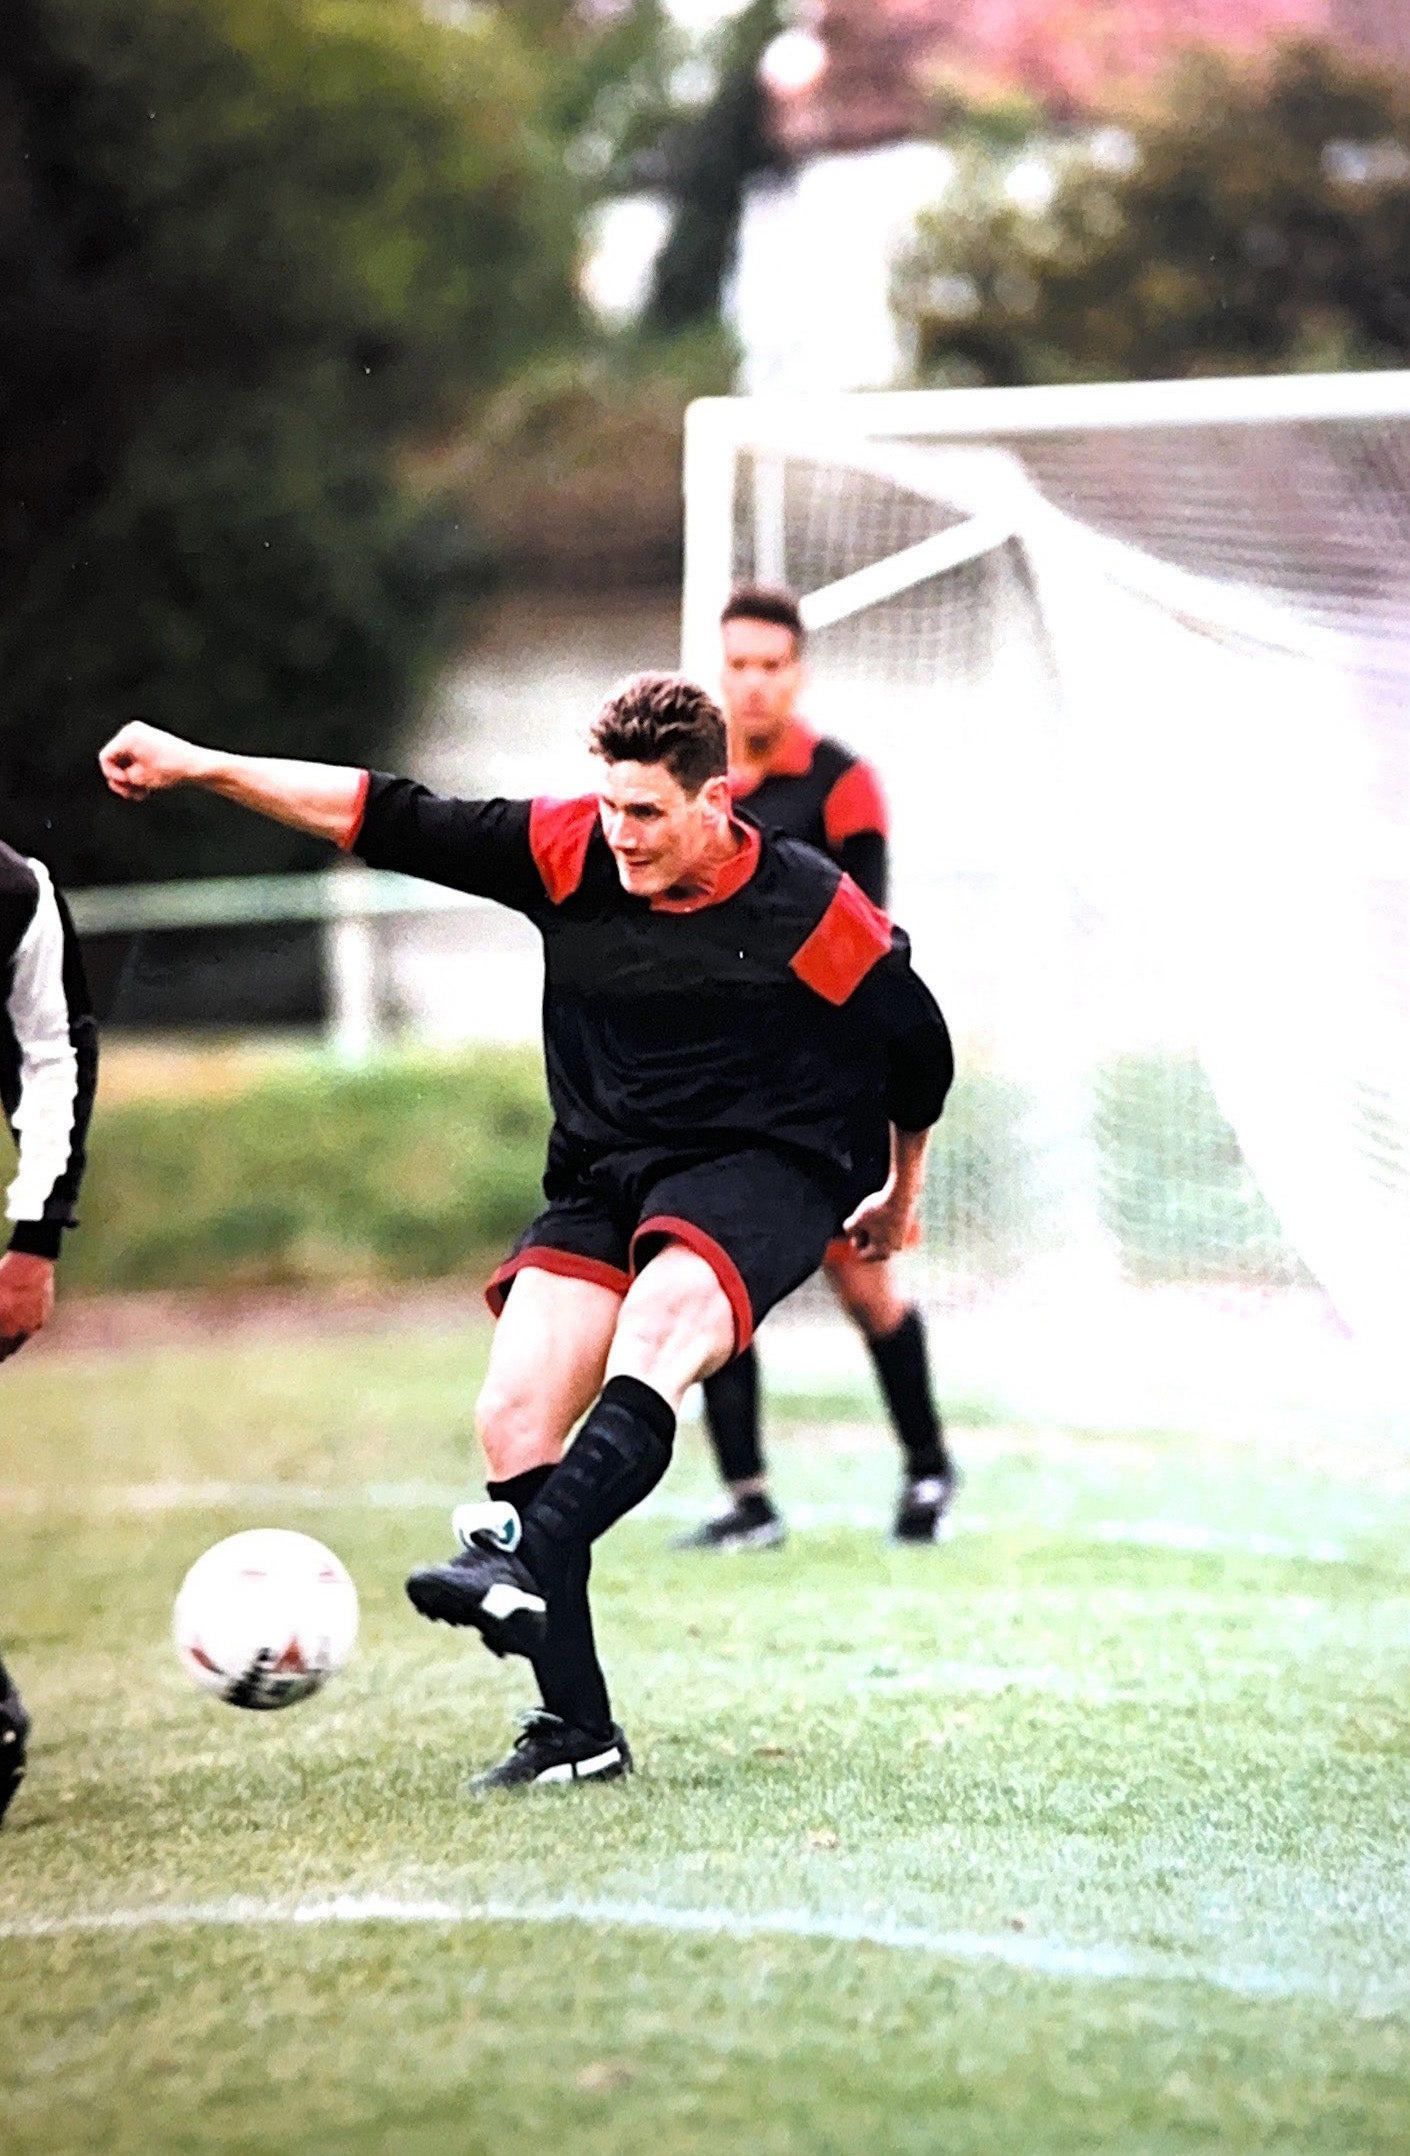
{"left": 0, "top": 0, "right": 576, "bottom": 884}
{"left": 898, "top": 40, "right": 1410, "bottom": 387}
{"left": 647, "top": 0, "right": 783, "bottom": 334}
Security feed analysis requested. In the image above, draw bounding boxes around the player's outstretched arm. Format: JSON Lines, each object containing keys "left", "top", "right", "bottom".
{"left": 98, "top": 722, "right": 365, "bottom": 848}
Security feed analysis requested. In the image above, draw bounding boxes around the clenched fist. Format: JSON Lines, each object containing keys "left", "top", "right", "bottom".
{"left": 99, "top": 721, "right": 210, "bottom": 801}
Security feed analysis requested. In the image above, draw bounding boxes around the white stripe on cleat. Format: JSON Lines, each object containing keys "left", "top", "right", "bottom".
{"left": 480, "top": 1583, "right": 547, "bottom": 1622}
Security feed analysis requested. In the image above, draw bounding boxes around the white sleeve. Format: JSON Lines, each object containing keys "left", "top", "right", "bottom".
{"left": 5, "top": 861, "right": 82, "bottom": 1226}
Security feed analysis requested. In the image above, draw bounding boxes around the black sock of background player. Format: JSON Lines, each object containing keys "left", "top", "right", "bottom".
{"left": 515, "top": 1376, "right": 676, "bottom": 1737}
{"left": 866, "top": 1308, "right": 952, "bottom": 1478}
{"left": 701, "top": 1346, "right": 764, "bottom": 1488}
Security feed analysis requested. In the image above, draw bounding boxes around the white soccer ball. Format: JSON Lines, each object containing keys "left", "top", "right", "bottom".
{"left": 173, "top": 1529, "right": 359, "bottom": 1711}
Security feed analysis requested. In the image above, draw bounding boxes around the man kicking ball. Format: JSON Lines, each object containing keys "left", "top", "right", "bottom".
{"left": 99, "top": 675, "right": 952, "bottom": 1791}
{"left": 681, "top": 585, "right": 959, "bottom": 1551}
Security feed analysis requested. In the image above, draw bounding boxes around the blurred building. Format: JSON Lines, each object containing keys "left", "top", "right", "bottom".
{"left": 727, "top": 0, "right": 1410, "bottom": 391}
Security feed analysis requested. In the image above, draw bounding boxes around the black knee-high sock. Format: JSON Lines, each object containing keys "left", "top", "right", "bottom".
{"left": 516, "top": 1376, "right": 676, "bottom": 1737}
{"left": 487, "top": 1457, "right": 582, "bottom": 1724}
{"left": 866, "top": 1308, "right": 951, "bottom": 1477}
{"left": 701, "top": 1345, "right": 764, "bottom": 1488}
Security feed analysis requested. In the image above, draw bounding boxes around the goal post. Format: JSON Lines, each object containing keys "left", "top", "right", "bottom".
{"left": 682, "top": 373, "right": 1410, "bottom": 1421}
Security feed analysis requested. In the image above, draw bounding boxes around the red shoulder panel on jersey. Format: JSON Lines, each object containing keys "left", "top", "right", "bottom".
{"left": 789, "top": 876, "right": 893, "bottom": 1006}
{"left": 822, "top": 758, "right": 888, "bottom": 846}
{"left": 529, "top": 795, "right": 598, "bottom": 903}
{"left": 336, "top": 768, "right": 372, "bottom": 852}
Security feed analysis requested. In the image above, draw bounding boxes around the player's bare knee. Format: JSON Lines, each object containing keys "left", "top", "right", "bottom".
{"left": 474, "top": 1378, "right": 556, "bottom": 1478}
{"left": 826, "top": 1251, "right": 909, "bottom": 1338}
{"left": 610, "top": 1245, "right": 735, "bottom": 1403}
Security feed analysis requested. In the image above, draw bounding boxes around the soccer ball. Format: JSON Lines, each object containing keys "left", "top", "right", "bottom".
{"left": 174, "top": 1529, "right": 359, "bottom": 1711}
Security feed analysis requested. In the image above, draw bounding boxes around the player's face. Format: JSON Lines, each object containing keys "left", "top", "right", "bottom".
{"left": 597, "top": 760, "right": 732, "bottom": 897}
{"left": 720, "top": 617, "right": 802, "bottom": 745}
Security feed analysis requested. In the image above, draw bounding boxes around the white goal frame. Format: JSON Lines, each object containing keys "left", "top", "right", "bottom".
{"left": 682, "top": 370, "right": 1410, "bottom": 676}
{"left": 680, "top": 371, "right": 1410, "bottom": 1400}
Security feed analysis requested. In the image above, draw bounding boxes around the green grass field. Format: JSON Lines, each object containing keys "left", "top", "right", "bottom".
{"left": 3, "top": 1309, "right": 1409, "bottom": 2154}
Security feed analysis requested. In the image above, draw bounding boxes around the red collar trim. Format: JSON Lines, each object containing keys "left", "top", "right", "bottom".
{"left": 650, "top": 818, "right": 762, "bottom": 913}
{"left": 729, "top": 720, "right": 818, "bottom": 796}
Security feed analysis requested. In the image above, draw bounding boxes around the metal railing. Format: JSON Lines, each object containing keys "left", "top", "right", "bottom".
{"left": 67, "top": 864, "right": 488, "bottom": 1063}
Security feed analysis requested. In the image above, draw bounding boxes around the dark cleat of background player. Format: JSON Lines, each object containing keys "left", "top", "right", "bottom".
{"left": 676, "top": 586, "right": 958, "bottom": 1552}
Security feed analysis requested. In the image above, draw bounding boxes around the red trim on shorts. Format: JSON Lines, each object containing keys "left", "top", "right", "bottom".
{"left": 336, "top": 768, "right": 372, "bottom": 851}
{"left": 528, "top": 795, "right": 598, "bottom": 903}
{"left": 789, "top": 876, "right": 893, "bottom": 1006}
{"left": 631, "top": 1213, "right": 755, "bottom": 1354}
{"left": 650, "top": 819, "right": 761, "bottom": 913}
{"left": 484, "top": 1245, "right": 630, "bottom": 1319}
{"left": 823, "top": 758, "right": 888, "bottom": 846}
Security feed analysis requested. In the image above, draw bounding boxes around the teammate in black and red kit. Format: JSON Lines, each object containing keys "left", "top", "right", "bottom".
{"left": 675, "top": 585, "right": 959, "bottom": 1552}
{"left": 99, "top": 677, "right": 952, "bottom": 1792}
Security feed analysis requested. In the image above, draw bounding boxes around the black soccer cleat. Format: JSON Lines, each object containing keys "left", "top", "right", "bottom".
{"left": 0, "top": 1668, "right": 30, "bottom": 1827}
{"left": 406, "top": 1502, "right": 547, "bottom": 1660}
{"left": 673, "top": 1493, "right": 786, "bottom": 1552}
{"left": 892, "top": 1464, "right": 960, "bottom": 1543}
{"left": 470, "top": 1710, "right": 633, "bottom": 1793}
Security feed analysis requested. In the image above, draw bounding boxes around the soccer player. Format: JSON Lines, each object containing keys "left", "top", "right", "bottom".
{"left": 99, "top": 676, "right": 951, "bottom": 1791}
{"left": 675, "top": 585, "right": 957, "bottom": 1552}
{"left": 0, "top": 836, "right": 100, "bottom": 1824}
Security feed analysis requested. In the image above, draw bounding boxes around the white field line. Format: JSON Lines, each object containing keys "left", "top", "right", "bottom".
{"left": 0, "top": 1892, "right": 1382, "bottom": 2008}
{"left": 0, "top": 1479, "right": 1354, "bottom": 1566}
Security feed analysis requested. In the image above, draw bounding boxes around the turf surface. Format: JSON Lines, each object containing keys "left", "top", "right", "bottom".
{"left": 3, "top": 1312, "right": 1409, "bottom": 2153}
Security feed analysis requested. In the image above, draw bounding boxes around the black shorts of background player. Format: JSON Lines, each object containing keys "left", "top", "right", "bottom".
{"left": 0, "top": 838, "right": 101, "bottom": 1823}
{"left": 674, "top": 584, "right": 957, "bottom": 1554}
{"left": 99, "top": 676, "right": 952, "bottom": 1792}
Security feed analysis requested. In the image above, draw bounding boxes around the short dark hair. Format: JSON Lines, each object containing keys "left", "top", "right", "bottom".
{"left": 589, "top": 671, "right": 727, "bottom": 794}
{"left": 720, "top": 583, "right": 805, "bottom": 648}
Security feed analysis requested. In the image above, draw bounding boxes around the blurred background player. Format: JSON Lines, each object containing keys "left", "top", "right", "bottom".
{"left": 676, "top": 584, "right": 957, "bottom": 1552}
{"left": 0, "top": 837, "right": 100, "bottom": 1825}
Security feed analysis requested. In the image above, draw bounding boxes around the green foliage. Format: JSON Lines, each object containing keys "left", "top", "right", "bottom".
{"left": 1095, "top": 1053, "right": 1306, "bottom": 1286}
{"left": 432, "top": 325, "right": 734, "bottom": 585}
{"left": 0, "top": 0, "right": 576, "bottom": 885}
{"left": 61, "top": 1045, "right": 551, "bottom": 1292}
{"left": 900, "top": 40, "right": 1410, "bottom": 386}
{"left": 928, "top": 1054, "right": 1302, "bottom": 1285}
{"left": 925, "top": 1070, "right": 1034, "bottom": 1277}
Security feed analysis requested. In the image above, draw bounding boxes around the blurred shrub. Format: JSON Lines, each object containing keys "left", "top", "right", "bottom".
{"left": 899, "top": 40, "right": 1410, "bottom": 385}
{"left": 1095, "top": 1052, "right": 1307, "bottom": 1286}
{"left": 425, "top": 329, "right": 734, "bottom": 588}
{"left": 924, "top": 1054, "right": 1303, "bottom": 1285}
{"left": 63, "top": 1046, "right": 551, "bottom": 1292}
{"left": 0, "top": 0, "right": 576, "bottom": 886}
{"left": 923, "top": 1070, "right": 1034, "bottom": 1277}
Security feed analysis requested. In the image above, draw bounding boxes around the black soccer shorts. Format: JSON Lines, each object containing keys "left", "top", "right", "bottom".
{"left": 484, "top": 1146, "right": 839, "bottom": 1351}
{"left": 823, "top": 1108, "right": 896, "bottom": 1265}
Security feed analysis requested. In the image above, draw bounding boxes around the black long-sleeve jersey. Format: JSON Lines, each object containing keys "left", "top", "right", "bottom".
{"left": 349, "top": 775, "right": 951, "bottom": 1201}
{"left": 729, "top": 722, "right": 889, "bottom": 907}
{"left": 0, "top": 841, "right": 99, "bottom": 1260}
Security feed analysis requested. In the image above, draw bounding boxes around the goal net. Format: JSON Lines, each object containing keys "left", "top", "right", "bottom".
{"left": 682, "top": 375, "right": 1410, "bottom": 1432}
